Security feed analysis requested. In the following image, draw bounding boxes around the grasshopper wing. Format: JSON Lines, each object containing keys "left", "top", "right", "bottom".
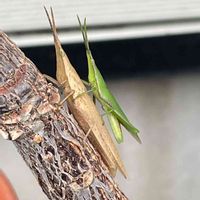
{"left": 106, "top": 107, "right": 123, "bottom": 143}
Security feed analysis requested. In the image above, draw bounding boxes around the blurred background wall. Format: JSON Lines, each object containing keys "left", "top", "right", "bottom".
{"left": 1, "top": 0, "right": 200, "bottom": 200}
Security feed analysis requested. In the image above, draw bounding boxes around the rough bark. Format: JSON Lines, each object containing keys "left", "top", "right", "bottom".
{"left": 0, "top": 32, "right": 128, "bottom": 199}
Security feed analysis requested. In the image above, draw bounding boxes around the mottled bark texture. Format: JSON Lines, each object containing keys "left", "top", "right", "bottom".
{"left": 0, "top": 32, "right": 128, "bottom": 199}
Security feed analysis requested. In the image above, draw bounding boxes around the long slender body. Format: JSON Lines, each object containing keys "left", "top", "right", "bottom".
{"left": 79, "top": 19, "right": 141, "bottom": 144}
{"left": 45, "top": 8, "right": 127, "bottom": 177}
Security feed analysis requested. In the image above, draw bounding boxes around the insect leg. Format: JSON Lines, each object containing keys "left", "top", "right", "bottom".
{"left": 43, "top": 74, "right": 67, "bottom": 94}
{"left": 82, "top": 79, "right": 90, "bottom": 86}
{"left": 59, "top": 90, "right": 74, "bottom": 105}
{"left": 107, "top": 113, "right": 123, "bottom": 143}
{"left": 55, "top": 90, "right": 74, "bottom": 111}
{"left": 83, "top": 125, "right": 93, "bottom": 143}
{"left": 43, "top": 74, "right": 62, "bottom": 87}
{"left": 99, "top": 107, "right": 114, "bottom": 126}
{"left": 101, "top": 108, "right": 113, "bottom": 117}
{"left": 98, "top": 99, "right": 124, "bottom": 143}
{"left": 73, "top": 87, "right": 95, "bottom": 100}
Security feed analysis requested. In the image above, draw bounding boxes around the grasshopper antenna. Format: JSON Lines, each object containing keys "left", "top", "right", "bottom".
{"left": 77, "top": 16, "right": 91, "bottom": 52}
{"left": 44, "top": 7, "right": 62, "bottom": 49}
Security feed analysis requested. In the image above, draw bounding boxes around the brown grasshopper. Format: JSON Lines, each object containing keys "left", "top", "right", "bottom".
{"left": 44, "top": 8, "right": 127, "bottom": 177}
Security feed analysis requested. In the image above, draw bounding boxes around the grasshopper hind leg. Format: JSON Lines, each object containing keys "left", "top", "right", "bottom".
{"left": 55, "top": 90, "right": 75, "bottom": 111}
{"left": 44, "top": 74, "right": 61, "bottom": 87}
{"left": 73, "top": 86, "right": 95, "bottom": 100}
{"left": 44, "top": 74, "right": 69, "bottom": 96}
{"left": 83, "top": 123, "right": 96, "bottom": 144}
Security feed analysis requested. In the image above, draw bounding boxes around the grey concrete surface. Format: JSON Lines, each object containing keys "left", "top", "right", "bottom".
{"left": 1, "top": 71, "right": 200, "bottom": 200}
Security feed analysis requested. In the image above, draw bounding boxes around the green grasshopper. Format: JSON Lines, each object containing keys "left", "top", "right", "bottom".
{"left": 78, "top": 18, "right": 141, "bottom": 144}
